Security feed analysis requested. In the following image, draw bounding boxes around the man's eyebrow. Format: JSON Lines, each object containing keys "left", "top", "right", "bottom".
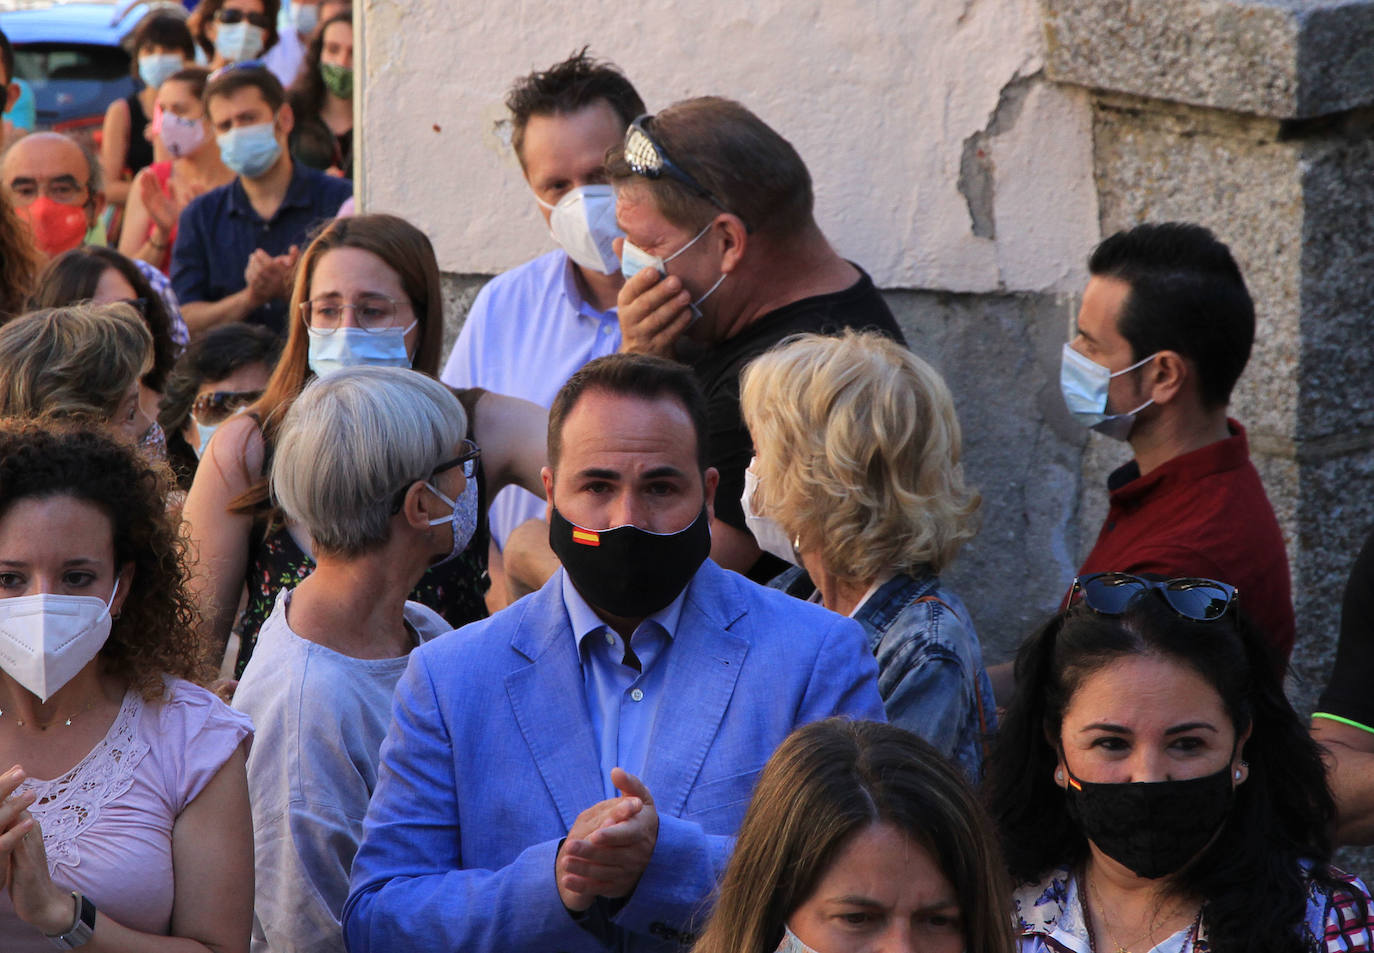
{"left": 1075, "top": 323, "right": 1097, "bottom": 344}
{"left": 576, "top": 467, "right": 620, "bottom": 481}
{"left": 642, "top": 465, "right": 687, "bottom": 480}
{"left": 8, "top": 176, "right": 36, "bottom": 188}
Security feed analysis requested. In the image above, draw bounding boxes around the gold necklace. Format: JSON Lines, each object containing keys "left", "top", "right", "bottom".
{"left": 0, "top": 696, "right": 98, "bottom": 730}
{"left": 1086, "top": 873, "right": 1203, "bottom": 953}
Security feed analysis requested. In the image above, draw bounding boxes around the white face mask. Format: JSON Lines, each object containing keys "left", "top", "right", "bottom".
{"left": 536, "top": 185, "right": 624, "bottom": 277}
{"left": 424, "top": 471, "right": 479, "bottom": 568}
{"left": 620, "top": 221, "right": 727, "bottom": 325}
{"left": 741, "top": 461, "right": 799, "bottom": 566}
{"left": 0, "top": 580, "right": 119, "bottom": 703}
{"left": 307, "top": 321, "right": 417, "bottom": 377}
{"left": 215, "top": 22, "right": 266, "bottom": 62}
{"left": 776, "top": 927, "right": 821, "bottom": 953}
{"left": 1059, "top": 343, "right": 1157, "bottom": 442}
{"left": 291, "top": 2, "right": 320, "bottom": 36}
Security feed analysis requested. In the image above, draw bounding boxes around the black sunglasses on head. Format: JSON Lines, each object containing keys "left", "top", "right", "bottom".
{"left": 1068, "top": 572, "right": 1238, "bottom": 622}
{"left": 624, "top": 115, "right": 747, "bottom": 228}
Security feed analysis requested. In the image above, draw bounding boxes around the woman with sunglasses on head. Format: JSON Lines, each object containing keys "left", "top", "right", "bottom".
{"left": 985, "top": 573, "right": 1374, "bottom": 953}
{"left": 187, "top": 0, "right": 280, "bottom": 75}
{"left": 183, "top": 213, "right": 548, "bottom": 680}
{"left": 0, "top": 419, "right": 253, "bottom": 952}
{"left": 233, "top": 366, "right": 477, "bottom": 952}
{"left": 693, "top": 717, "right": 1017, "bottom": 953}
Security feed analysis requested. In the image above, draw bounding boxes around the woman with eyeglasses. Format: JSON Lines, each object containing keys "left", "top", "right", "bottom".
{"left": 0, "top": 419, "right": 253, "bottom": 953}
{"left": 985, "top": 573, "right": 1374, "bottom": 953}
{"left": 231, "top": 366, "right": 476, "bottom": 952}
{"left": 188, "top": 0, "right": 281, "bottom": 73}
{"left": 183, "top": 213, "right": 548, "bottom": 681}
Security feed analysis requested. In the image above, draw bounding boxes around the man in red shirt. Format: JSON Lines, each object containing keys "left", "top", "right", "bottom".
{"left": 1063, "top": 222, "right": 1294, "bottom": 662}
{"left": 992, "top": 223, "right": 1293, "bottom": 704}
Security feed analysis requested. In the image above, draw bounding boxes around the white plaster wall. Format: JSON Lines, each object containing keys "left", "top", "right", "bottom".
{"left": 358, "top": 0, "right": 1098, "bottom": 294}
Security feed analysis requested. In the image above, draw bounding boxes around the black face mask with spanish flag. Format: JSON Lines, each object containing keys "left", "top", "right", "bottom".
{"left": 548, "top": 507, "right": 712, "bottom": 619}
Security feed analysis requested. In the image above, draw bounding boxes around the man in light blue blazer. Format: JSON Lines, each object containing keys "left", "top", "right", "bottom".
{"left": 344, "top": 354, "right": 884, "bottom": 953}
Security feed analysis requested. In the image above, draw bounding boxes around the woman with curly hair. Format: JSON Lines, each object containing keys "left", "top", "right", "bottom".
{"left": 0, "top": 190, "right": 41, "bottom": 322}
{"left": 0, "top": 420, "right": 252, "bottom": 951}
{"left": 739, "top": 330, "right": 994, "bottom": 780}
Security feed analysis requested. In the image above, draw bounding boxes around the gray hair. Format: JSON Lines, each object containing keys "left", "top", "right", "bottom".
{"left": 270, "top": 366, "right": 467, "bottom": 557}
{"left": 0, "top": 132, "right": 103, "bottom": 198}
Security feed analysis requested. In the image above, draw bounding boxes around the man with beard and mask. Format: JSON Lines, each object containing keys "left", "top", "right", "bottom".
{"left": 343, "top": 353, "right": 885, "bottom": 953}
{"left": 441, "top": 51, "right": 644, "bottom": 609}
{"left": 608, "top": 98, "right": 906, "bottom": 584}
{"left": 172, "top": 64, "right": 351, "bottom": 337}
{"left": 0, "top": 132, "right": 188, "bottom": 345}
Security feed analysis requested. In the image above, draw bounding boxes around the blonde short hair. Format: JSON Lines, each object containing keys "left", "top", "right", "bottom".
{"left": 740, "top": 331, "right": 980, "bottom": 579}
{"left": 270, "top": 366, "right": 467, "bottom": 558}
{"left": 0, "top": 302, "right": 151, "bottom": 424}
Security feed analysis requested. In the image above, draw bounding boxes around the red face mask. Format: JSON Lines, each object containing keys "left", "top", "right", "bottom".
{"left": 16, "top": 196, "right": 89, "bottom": 257}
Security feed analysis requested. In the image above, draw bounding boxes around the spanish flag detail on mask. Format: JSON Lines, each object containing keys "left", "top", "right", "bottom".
{"left": 571, "top": 528, "right": 600, "bottom": 547}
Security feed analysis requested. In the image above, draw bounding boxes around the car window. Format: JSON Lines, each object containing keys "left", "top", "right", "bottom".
{"left": 14, "top": 44, "right": 129, "bottom": 84}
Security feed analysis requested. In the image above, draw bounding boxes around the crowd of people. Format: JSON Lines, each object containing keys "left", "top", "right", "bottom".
{"left": 0, "top": 9, "right": 1371, "bottom": 953}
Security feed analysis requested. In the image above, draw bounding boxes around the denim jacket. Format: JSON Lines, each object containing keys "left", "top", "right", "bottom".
{"left": 772, "top": 568, "right": 996, "bottom": 781}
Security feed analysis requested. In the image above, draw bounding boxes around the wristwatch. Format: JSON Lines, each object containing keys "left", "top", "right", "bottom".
{"left": 45, "top": 891, "right": 95, "bottom": 949}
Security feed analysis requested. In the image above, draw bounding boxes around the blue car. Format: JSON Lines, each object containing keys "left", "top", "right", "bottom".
{"left": 0, "top": 0, "right": 186, "bottom": 147}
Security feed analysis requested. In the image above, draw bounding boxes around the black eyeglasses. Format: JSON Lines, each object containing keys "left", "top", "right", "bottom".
{"left": 624, "top": 115, "right": 741, "bottom": 224}
{"left": 215, "top": 9, "right": 271, "bottom": 28}
{"left": 1069, "top": 572, "right": 1238, "bottom": 622}
{"left": 390, "top": 440, "right": 481, "bottom": 513}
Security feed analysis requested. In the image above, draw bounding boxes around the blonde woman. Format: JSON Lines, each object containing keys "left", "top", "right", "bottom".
{"left": 740, "top": 330, "right": 994, "bottom": 779}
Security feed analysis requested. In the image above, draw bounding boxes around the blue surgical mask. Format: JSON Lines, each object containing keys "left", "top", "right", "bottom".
{"left": 620, "top": 221, "right": 726, "bottom": 324}
{"left": 138, "top": 53, "right": 184, "bottom": 90}
{"left": 291, "top": 2, "right": 320, "bottom": 36}
{"left": 195, "top": 419, "right": 219, "bottom": 458}
{"left": 217, "top": 121, "right": 282, "bottom": 178}
{"left": 215, "top": 22, "right": 266, "bottom": 62}
{"left": 307, "top": 321, "right": 418, "bottom": 377}
{"left": 424, "top": 472, "right": 479, "bottom": 568}
{"left": 1059, "top": 343, "right": 1157, "bottom": 441}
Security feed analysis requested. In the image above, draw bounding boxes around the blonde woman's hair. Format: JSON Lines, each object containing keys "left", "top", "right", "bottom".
{"left": 740, "top": 330, "right": 980, "bottom": 579}
{"left": 0, "top": 302, "right": 152, "bottom": 424}
{"left": 691, "top": 719, "right": 1017, "bottom": 953}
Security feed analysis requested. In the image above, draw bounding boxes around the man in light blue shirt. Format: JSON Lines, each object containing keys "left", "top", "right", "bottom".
{"left": 345, "top": 354, "right": 885, "bottom": 953}
{"left": 440, "top": 51, "right": 644, "bottom": 605}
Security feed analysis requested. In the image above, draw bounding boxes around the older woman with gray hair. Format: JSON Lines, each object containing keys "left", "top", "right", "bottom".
{"left": 231, "top": 365, "right": 477, "bottom": 953}
{"left": 740, "top": 330, "right": 995, "bottom": 780}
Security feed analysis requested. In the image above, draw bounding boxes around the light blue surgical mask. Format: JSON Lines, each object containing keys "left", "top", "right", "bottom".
{"left": 138, "top": 53, "right": 184, "bottom": 90}
{"left": 215, "top": 22, "right": 266, "bottom": 62}
{"left": 1059, "top": 343, "right": 1158, "bottom": 441}
{"left": 217, "top": 121, "right": 282, "bottom": 178}
{"left": 195, "top": 419, "right": 220, "bottom": 458}
{"left": 424, "top": 472, "right": 479, "bottom": 568}
{"left": 307, "top": 321, "right": 418, "bottom": 377}
{"left": 291, "top": 2, "right": 320, "bottom": 36}
{"left": 620, "top": 221, "right": 727, "bottom": 324}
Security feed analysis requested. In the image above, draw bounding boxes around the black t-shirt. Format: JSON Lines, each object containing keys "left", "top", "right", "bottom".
{"left": 1317, "top": 526, "right": 1374, "bottom": 730}
{"left": 690, "top": 266, "right": 905, "bottom": 577}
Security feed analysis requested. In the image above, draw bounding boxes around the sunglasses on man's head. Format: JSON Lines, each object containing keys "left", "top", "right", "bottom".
{"left": 624, "top": 115, "right": 745, "bottom": 227}
{"left": 1068, "top": 572, "right": 1238, "bottom": 622}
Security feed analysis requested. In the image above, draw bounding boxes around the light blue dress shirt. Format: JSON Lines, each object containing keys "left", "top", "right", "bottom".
{"left": 560, "top": 571, "right": 685, "bottom": 800}
{"left": 440, "top": 250, "right": 621, "bottom": 547}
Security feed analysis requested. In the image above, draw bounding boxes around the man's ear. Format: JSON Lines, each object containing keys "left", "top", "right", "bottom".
{"left": 88, "top": 188, "right": 108, "bottom": 225}
{"left": 276, "top": 101, "right": 295, "bottom": 138}
{"left": 541, "top": 466, "right": 555, "bottom": 522}
{"left": 1146, "top": 350, "right": 1188, "bottom": 407}
{"left": 702, "top": 466, "right": 719, "bottom": 522}
{"left": 717, "top": 214, "right": 748, "bottom": 274}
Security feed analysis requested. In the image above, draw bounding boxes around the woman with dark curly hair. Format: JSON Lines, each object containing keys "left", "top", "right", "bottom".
{"left": 0, "top": 190, "right": 41, "bottom": 322}
{"left": 985, "top": 574, "right": 1374, "bottom": 953}
{"left": 0, "top": 420, "right": 252, "bottom": 951}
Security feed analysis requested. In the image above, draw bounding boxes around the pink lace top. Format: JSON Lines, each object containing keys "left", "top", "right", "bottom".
{"left": 0, "top": 677, "right": 253, "bottom": 950}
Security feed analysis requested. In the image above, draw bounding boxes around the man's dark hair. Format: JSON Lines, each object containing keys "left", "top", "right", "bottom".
{"left": 0, "top": 28, "right": 14, "bottom": 87}
{"left": 204, "top": 64, "right": 286, "bottom": 114}
{"left": 505, "top": 49, "right": 644, "bottom": 165}
{"left": 548, "top": 353, "right": 709, "bottom": 471}
{"left": 1089, "top": 222, "right": 1255, "bottom": 408}
{"left": 606, "top": 96, "right": 815, "bottom": 239}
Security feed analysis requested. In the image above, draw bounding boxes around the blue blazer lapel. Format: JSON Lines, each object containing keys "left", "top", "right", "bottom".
{"left": 504, "top": 574, "right": 605, "bottom": 830}
{"left": 642, "top": 561, "right": 749, "bottom": 818}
